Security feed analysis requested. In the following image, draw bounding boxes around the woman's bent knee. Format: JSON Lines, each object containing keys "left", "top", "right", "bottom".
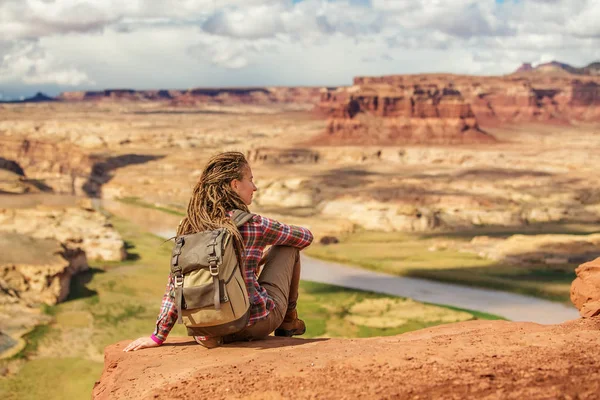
{"left": 267, "top": 246, "right": 300, "bottom": 264}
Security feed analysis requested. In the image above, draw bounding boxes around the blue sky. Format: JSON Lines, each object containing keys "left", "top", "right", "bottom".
{"left": 0, "top": 0, "right": 598, "bottom": 99}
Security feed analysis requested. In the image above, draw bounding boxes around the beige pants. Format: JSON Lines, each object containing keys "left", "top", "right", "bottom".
{"left": 224, "top": 245, "right": 301, "bottom": 342}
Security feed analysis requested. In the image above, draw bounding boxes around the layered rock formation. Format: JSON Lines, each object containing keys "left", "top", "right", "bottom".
{"left": 58, "top": 89, "right": 176, "bottom": 102}
{"left": 0, "top": 138, "right": 92, "bottom": 194}
{"left": 0, "top": 135, "right": 164, "bottom": 196}
{"left": 94, "top": 317, "right": 600, "bottom": 400}
{"left": 0, "top": 233, "right": 87, "bottom": 306}
{"left": 335, "top": 73, "right": 600, "bottom": 129}
{"left": 0, "top": 169, "right": 42, "bottom": 194}
{"left": 0, "top": 205, "right": 126, "bottom": 358}
{"left": 315, "top": 84, "right": 495, "bottom": 145}
{"left": 0, "top": 206, "right": 126, "bottom": 262}
{"left": 0, "top": 204, "right": 125, "bottom": 306}
{"left": 57, "top": 87, "right": 325, "bottom": 106}
{"left": 0, "top": 139, "right": 90, "bottom": 175}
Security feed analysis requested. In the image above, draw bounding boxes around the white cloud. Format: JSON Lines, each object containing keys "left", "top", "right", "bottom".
{"left": 0, "top": 41, "right": 93, "bottom": 86}
{"left": 0, "top": 0, "right": 121, "bottom": 40}
{"left": 0, "top": 0, "right": 598, "bottom": 95}
{"left": 189, "top": 36, "right": 257, "bottom": 69}
{"left": 202, "top": 5, "right": 288, "bottom": 39}
{"left": 565, "top": 0, "right": 600, "bottom": 38}
{"left": 191, "top": 0, "right": 383, "bottom": 69}
{"left": 200, "top": 0, "right": 381, "bottom": 40}
{"left": 0, "top": 0, "right": 293, "bottom": 40}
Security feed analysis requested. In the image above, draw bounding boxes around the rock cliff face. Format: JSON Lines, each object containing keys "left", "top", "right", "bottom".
{"left": 0, "top": 205, "right": 126, "bottom": 358}
{"left": 0, "top": 169, "right": 41, "bottom": 194}
{"left": 336, "top": 74, "right": 600, "bottom": 129}
{"left": 0, "top": 135, "right": 164, "bottom": 196}
{"left": 93, "top": 317, "right": 600, "bottom": 400}
{"left": 0, "top": 206, "right": 126, "bottom": 262}
{"left": 0, "top": 233, "right": 88, "bottom": 306}
{"left": 58, "top": 89, "right": 176, "bottom": 102}
{"left": 315, "top": 84, "right": 495, "bottom": 145}
{"left": 0, "top": 138, "right": 91, "bottom": 176}
{"left": 0, "top": 138, "right": 92, "bottom": 194}
{"left": 58, "top": 87, "right": 325, "bottom": 106}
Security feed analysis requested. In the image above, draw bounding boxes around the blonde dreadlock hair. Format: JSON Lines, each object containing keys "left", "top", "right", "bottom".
{"left": 176, "top": 151, "right": 250, "bottom": 267}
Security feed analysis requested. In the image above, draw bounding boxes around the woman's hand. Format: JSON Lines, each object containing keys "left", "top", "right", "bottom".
{"left": 123, "top": 336, "right": 160, "bottom": 352}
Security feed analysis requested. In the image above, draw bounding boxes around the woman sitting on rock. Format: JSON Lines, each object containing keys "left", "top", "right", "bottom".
{"left": 124, "top": 151, "right": 313, "bottom": 351}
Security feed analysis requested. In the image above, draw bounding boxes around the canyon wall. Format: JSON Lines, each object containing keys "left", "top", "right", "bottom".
{"left": 58, "top": 87, "right": 325, "bottom": 106}
{"left": 0, "top": 138, "right": 92, "bottom": 194}
{"left": 349, "top": 74, "right": 600, "bottom": 125}
{"left": 315, "top": 84, "right": 494, "bottom": 145}
{"left": 314, "top": 73, "right": 600, "bottom": 145}
{"left": 0, "top": 205, "right": 127, "bottom": 358}
{"left": 0, "top": 137, "right": 163, "bottom": 196}
{"left": 0, "top": 138, "right": 91, "bottom": 176}
{"left": 0, "top": 233, "right": 88, "bottom": 306}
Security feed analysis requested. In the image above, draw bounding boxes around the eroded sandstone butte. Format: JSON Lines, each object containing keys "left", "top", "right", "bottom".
{"left": 352, "top": 73, "right": 600, "bottom": 125}
{"left": 314, "top": 72, "right": 600, "bottom": 145}
{"left": 315, "top": 84, "right": 495, "bottom": 145}
{"left": 93, "top": 317, "right": 600, "bottom": 400}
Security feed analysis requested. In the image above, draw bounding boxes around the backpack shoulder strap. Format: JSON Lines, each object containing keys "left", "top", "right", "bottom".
{"left": 231, "top": 209, "right": 254, "bottom": 227}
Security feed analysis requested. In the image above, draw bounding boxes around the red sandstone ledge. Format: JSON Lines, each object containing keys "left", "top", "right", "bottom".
{"left": 93, "top": 317, "right": 600, "bottom": 400}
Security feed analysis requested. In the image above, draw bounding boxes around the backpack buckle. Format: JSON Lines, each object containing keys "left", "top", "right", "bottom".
{"left": 208, "top": 257, "right": 219, "bottom": 276}
{"left": 175, "top": 275, "right": 184, "bottom": 287}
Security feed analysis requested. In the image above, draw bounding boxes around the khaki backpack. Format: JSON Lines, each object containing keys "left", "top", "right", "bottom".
{"left": 170, "top": 210, "right": 254, "bottom": 337}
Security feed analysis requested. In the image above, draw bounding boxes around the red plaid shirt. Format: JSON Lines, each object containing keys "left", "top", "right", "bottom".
{"left": 151, "top": 213, "right": 313, "bottom": 344}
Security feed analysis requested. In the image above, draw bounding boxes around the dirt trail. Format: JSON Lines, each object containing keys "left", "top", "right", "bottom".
{"left": 93, "top": 317, "right": 600, "bottom": 400}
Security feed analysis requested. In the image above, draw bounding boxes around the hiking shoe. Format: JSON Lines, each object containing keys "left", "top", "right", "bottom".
{"left": 274, "top": 309, "right": 306, "bottom": 337}
{"left": 194, "top": 336, "right": 223, "bottom": 349}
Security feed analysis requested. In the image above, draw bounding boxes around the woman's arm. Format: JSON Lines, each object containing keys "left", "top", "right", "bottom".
{"left": 258, "top": 215, "right": 314, "bottom": 249}
{"left": 152, "top": 274, "right": 178, "bottom": 343}
{"left": 124, "top": 274, "right": 178, "bottom": 352}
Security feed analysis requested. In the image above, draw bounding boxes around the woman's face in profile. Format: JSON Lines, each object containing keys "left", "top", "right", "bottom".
{"left": 231, "top": 164, "right": 257, "bottom": 205}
